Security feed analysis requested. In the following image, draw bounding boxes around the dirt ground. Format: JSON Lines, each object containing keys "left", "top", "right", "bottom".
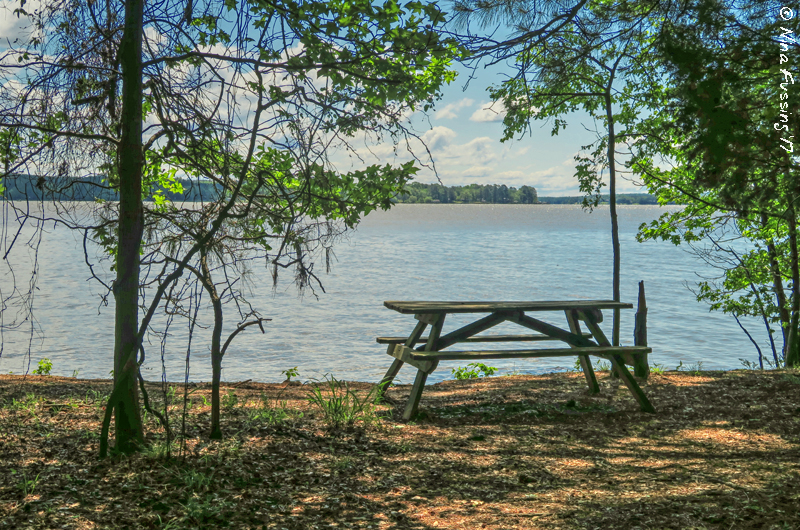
{"left": 1, "top": 369, "right": 799, "bottom": 530}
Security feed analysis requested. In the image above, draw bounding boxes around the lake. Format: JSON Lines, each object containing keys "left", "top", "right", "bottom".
{"left": 0, "top": 203, "right": 767, "bottom": 384}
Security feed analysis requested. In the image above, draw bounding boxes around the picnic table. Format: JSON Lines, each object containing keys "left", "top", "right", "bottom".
{"left": 377, "top": 296, "right": 654, "bottom": 420}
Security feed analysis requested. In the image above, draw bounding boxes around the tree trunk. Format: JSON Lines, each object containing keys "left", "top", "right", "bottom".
{"left": 784, "top": 207, "right": 800, "bottom": 368}
{"left": 762, "top": 212, "right": 790, "bottom": 361}
{"left": 605, "top": 91, "right": 621, "bottom": 347}
{"left": 107, "top": 0, "right": 145, "bottom": 454}
{"left": 201, "top": 253, "right": 225, "bottom": 439}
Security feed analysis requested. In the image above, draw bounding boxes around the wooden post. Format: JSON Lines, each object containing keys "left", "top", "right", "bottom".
{"left": 633, "top": 281, "right": 650, "bottom": 379}
{"left": 403, "top": 369, "right": 431, "bottom": 421}
{"left": 378, "top": 320, "right": 427, "bottom": 399}
{"left": 578, "top": 309, "right": 655, "bottom": 414}
{"left": 403, "top": 313, "right": 445, "bottom": 420}
{"left": 565, "top": 310, "right": 599, "bottom": 394}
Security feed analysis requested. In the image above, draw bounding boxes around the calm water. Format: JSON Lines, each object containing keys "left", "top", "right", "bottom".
{"left": 0, "top": 204, "right": 767, "bottom": 384}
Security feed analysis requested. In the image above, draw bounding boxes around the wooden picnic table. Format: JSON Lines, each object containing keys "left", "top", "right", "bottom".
{"left": 377, "top": 296, "right": 654, "bottom": 420}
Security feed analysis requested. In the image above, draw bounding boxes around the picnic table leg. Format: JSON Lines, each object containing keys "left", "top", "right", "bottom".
{"left": 403, "top": 370, "right": 431, "bottom": 421}
{"left": 565, "top": 310, "right": 599, "bottom": 394}
{"left": 578, "top": 310, "right": 655, "bottom": 414}
{"left": 378, "top": 320, "right": 428, "bottom": 399}
{"left": 402, "top": 313, "right": 445, "bottom": 421}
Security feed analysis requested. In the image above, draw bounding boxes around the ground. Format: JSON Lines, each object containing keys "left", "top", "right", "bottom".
{"left": 0, "top": 369, "right": 799, "bottom": 529}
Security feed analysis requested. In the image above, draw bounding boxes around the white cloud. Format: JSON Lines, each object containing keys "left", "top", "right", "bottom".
{"left": 469, "top": 101, "right": 507, "bottom": 122}
{"left": 420, "top": 126, "right": 457, "bottom": 151}
{"left": 451, "top": 137, "right": 497, "bottom": 164}
{"left": 0, "top": 3, "right": 39, "bottom": 46}
{"left": 434, "top": 97, "right": 474, "bottom": 120}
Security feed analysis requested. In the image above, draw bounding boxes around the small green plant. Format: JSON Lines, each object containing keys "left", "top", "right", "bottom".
{"left": 331, "top": 455, "right": 356, "bottom": 471}
{"left": 676, "top": 360, "right": 704, "bottom": 375}
{"left": 200, "top": 394, "right": 211, "bottom": 407}
{"left": 281, "top": 366, "right": 300, "bottom": 382}
{"left": 71, "top": 369, "right": 79, "bottom": 378}
{"left": 739, "top": 358, "right": 759, "bottom": 370}
{"left": 222, "top": 389, "right": 239, "bottom": 410}
{"left": 764, "top": 356, "right": 784, "bottom": 369}
{"left": 650, "top": 363, "right": 665, "bottom": 375}
{"left": 687, "top": 361, "right": 704, "bottom": 375}
{"left": 572, "top": 358, "right": 610, "bottom": 372}
{"left": 8, "top": 393, "right": 40, "bottom": 414}
{"left": 32, "top": 358, "right": 52, "bottom": 376}
{"left": 452, "top": 362, "right": 497, "bottom": 380}
{"left": 180, "top": 495, "right": 231, "bottom": 526}
{"left": 11, "top": 469, "right": 40, "bottom": 497}
{"left": 306, "top": 375, "right": 382, "bottom": 429}
{"left": 142, "top": 439, "right": 178, "bottom": 460}
{"left": 170, "top": 468, "right": 213, "bottom": 492}
{"left": 247, "top": 394, "right": 301, "bottom": 425}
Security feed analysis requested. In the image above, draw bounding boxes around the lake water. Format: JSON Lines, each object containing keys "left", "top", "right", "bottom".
{"left": 0, "top": 204, "right": 768, "bottom": 384}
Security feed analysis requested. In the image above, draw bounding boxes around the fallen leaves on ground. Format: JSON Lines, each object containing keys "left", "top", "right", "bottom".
{"left": 0, "top": 369, "right": 799, "bottom": 529}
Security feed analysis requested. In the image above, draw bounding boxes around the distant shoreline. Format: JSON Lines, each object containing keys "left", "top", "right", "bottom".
{"left": 391, "top": 193, "right": 662, "bottom": 205}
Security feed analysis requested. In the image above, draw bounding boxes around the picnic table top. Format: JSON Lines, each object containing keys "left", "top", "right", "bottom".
{"left": 384, "top": 300, "right": 634, "bottom": 314}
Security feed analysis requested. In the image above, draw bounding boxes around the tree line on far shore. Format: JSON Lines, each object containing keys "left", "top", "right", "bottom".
{"left": 394, "top": 182, "right": 538, "bottom": 203}
{"left": 1, "top": 175, "right": 658, "bottom": 205}
{"left": 391, "top": 182, "right": 657, "bottom": 205}
{"left": 1, "top": 174, "right": 221, "bottom": 203}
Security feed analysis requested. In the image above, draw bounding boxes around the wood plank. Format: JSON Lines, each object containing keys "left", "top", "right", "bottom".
{"left": 401, "top": 313, "right": 446, "bottom": 421}
{"left": 377, "top": 320, "right": 428, "bottom": 398}
{"left": 405, "top": 320, "right": 429, "bottom": 347}
{"left": 403, "top": 369, "right": 430, "bottom": 421}
{"left": 423, "top": 313, "right": 446, "bottom": 351}
{"left": 414, "top": 313, "right": 440, "bottom": 325}
{"left": 431, "top": 312, "right": 512, "bottom": 351}
{"left": 509, "top": 313, "right": 597, "bottom": 348}
{"left": 376, "top": 333, "right": 594, "bottom": 344}
{"left": 578, "top": 310, "right": 655, "bottom": 413}
{"left": 409, "top": 346, "right": 651, "bottom": 361}
{"left": 576, "top": 307, "right": 603, "bottom": 323}
{"left": 385, "top": 300, "right": 634, "bottom": 314}
{"left": 566, "top": 309, "right": 599, "bottom": 394}
{"left": 388, "top": 344, "right": 437, "bottom": 373}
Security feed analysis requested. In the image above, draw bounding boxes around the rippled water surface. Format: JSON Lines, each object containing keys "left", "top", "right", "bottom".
{"left": 0, "top": 203, "right": 766, "bottom": 383}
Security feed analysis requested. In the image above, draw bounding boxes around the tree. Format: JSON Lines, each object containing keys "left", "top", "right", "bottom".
{"left": 453, "top": 0, "right": 671, "bottom": 346}
{"left": 629, "top": 0, "right": 800, "bottom": 367}
{"left": 1, "top": 0, "right": 460, "bottom": 453}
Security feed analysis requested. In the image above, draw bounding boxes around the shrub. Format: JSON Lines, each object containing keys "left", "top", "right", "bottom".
{"left": 33, "top": 358, "right": 52, "bottom": 376}
{"left": 452, "top": 362, "right": 497, "bottom": 380}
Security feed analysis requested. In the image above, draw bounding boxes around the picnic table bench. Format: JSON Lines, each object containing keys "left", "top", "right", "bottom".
{"left": 377, "top": 291, "right": 653, "bottom": 420}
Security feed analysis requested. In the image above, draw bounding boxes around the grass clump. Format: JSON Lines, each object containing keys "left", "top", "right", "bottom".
{"left": 305, "top": 375, "right": 383, "bottom": 429}
{"left": 247, "top": 393, "right": 302, "bottom": 426}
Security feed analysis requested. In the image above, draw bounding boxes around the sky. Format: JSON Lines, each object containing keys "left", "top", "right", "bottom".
{"left": 392, "top": 63, "right": 645, "bottom": 196}
{"left": 343, "top": 56, "right": 650, "bottom": 197}
{"left": 0, "top": 2, "right": 651, "bottom": 197}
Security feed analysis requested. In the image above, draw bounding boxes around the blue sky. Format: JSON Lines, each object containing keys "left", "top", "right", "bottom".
{"left": 341, "top": 55, "right": 650, "bottom": 196}
{"left": 396, "top": 60, "right": 648, "bottom": 196}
